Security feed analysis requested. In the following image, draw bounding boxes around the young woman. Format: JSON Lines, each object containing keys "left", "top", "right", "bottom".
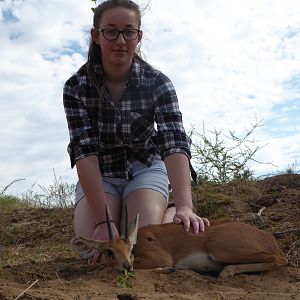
{"left": 63, "top": 0, "right": 209, "bottom": 261}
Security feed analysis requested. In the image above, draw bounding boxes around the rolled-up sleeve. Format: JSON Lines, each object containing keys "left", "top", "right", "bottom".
{"left": 63, "top": 77, "right": 99, "bottom": 168}
{"left": 153, "top": 74, "right": 192, "bottom": 160}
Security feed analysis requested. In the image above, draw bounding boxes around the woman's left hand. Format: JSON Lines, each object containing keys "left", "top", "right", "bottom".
{"left": 173, "top": 206, "right": 210, "bottom": 234}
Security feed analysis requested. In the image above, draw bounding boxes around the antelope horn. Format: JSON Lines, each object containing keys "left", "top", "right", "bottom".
{"left": 105, "top": 206, "right": 113, "bottom": 240}
{"left": 124, "top": 202, "right": 128, "bottom": 239}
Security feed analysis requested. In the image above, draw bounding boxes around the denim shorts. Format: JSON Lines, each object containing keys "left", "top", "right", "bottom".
{"left": 75, "top": 156, "right": 169, "bottom": 206}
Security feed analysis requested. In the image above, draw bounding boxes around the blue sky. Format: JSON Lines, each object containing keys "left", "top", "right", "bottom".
{"left": 0, "top": 0, "right": 299, "bottom": 196}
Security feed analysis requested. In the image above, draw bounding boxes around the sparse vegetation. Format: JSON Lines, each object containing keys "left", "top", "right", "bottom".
{"left": 0, "top": 178, "right": 25, "bottom": 196}
{"left": 21, "top": 171, "right": 75, "bottom": 208}
{"left": 190, "top": 119, "right": 271, "bottom": 184}
{"left": 0, "top": 194, "right": 30, "bottom": 210}
{"left": 116, "top": 270, "right": 135, "bottom": 288}
{"left": 278, "top": 160, "right": 299, "bottom": 176}
{"left": 0, "top": 171, "right": 75, "bottom": 209}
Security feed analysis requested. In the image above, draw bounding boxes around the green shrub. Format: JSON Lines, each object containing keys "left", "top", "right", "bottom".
{"left": 190, "top": 119, "right": 270, "bottom": 184}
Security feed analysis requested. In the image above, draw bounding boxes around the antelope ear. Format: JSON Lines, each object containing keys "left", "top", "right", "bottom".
{"left": 70, "top": 236, "right": 104, "bottom": 259}
{"left": 122, "top": 214, "right": 139, "bottom": 245}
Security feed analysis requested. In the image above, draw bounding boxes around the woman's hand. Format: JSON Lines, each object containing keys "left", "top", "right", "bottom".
{"left": 173, "top": 206, "right": 210, "bottom": 234}
{"left": 88, "top": 222, "right": 120, "bottom": 264}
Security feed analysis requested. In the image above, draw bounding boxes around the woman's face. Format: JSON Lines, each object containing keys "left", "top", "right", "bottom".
{"left": 92, "top": 7, "right": 142, "bottom": 71}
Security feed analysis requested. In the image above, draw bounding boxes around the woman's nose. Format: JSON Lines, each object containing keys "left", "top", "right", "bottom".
{"left": 116, "top": 32, "right": 126, "bottom": 44}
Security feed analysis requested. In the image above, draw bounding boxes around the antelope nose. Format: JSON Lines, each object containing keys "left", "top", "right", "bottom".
{"left": 123, "top": 261, "right": 133, "bottom": 271}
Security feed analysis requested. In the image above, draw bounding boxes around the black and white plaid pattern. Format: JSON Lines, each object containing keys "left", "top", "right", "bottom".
{"left": 63, "top": 57, "right": 191, "bottom": 179}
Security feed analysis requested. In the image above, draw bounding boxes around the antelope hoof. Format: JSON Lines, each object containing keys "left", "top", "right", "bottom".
{"left": 218, "top": 267, "right": 234, "bottom": 278}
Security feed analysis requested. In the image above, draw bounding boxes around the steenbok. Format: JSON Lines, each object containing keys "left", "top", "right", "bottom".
{"left": 70, "top": 209, "right": 288, "bottom": 278}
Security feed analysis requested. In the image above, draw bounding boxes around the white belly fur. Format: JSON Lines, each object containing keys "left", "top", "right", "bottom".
{"left": 175, "top": 252, "right": 223, "bottom": 273}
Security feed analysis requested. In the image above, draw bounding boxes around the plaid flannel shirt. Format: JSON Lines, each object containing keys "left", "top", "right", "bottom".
{"left": 63, "top": 57, "right": 192, "bottom": 179}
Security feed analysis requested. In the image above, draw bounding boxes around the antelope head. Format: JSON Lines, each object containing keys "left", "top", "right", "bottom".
{"left": 70, "top": 206, "right": 139, "bottom": 272}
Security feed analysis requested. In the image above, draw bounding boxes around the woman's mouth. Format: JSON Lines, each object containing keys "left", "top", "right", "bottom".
{"left": 113, "top": 49, "right": 127, "bottom": 53}
{"left": 113, "top": 50, "right": 127, "bottom": 57}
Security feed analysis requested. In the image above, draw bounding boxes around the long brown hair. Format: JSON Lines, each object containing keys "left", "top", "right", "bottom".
{"left": 86, "top": 0, "right": 143, "bottom": 98}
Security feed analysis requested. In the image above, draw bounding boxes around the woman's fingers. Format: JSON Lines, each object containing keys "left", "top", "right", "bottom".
{"left": 173, "top": 211, "right": 210, "bottom": 234}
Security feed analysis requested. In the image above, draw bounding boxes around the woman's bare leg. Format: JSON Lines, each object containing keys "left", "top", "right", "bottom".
{"left": 74, "top": 193, "right": 121, "bottom": 238}
{"left": 162, "top": 205, "right": 176, "bottom": 224}
{"left": 121, "top": 189, "right": 167, "bottom": 231}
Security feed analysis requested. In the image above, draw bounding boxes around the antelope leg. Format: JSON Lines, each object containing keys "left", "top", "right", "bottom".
{"left": 219, "top": 262, "right": 280, "bottom": 278}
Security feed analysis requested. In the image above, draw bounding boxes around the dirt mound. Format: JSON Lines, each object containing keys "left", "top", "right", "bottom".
{"left": 0, "top": 174, "right": 299, "bottom": 299}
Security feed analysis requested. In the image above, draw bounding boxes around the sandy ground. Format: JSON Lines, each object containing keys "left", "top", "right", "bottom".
{"left": 1, "top": 174, "right": 299, "bottom": 299}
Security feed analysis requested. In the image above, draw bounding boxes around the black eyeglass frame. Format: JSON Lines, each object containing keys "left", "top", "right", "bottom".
{"left": 96, "top": 28, "right": 141, "bottom": 41}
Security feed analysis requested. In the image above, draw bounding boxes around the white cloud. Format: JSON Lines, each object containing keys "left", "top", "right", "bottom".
{"left": 0, "top": 0, "right": 299, "bottom": 195}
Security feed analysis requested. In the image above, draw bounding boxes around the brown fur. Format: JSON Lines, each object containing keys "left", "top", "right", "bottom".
{"left": 133, "top": 222, "right": 288, "bottom": 277}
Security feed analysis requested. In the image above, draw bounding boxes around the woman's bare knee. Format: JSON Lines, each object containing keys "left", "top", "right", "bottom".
{"left": 162, "top": 206, "right": 176, "bottom": 224}
{"left": 123, "top": 189, "right": 167, "bottom": 229}
{"left": 74, "top": 197, "right": 95, "bottom": 238}
{"left": 74, "top": 194, "right": 121, "bottom": 238}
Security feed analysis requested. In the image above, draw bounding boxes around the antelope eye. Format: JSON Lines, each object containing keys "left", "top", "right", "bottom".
{"left": 147, "top": 237, "right": 154, "bottom": 241}
{"left": 105, "top": 249, "right": 115, "bottom": 258}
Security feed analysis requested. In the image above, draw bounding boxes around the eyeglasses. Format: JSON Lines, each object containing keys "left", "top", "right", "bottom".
{"left": 97, "top": 28, "right": 141, "bottom": 41}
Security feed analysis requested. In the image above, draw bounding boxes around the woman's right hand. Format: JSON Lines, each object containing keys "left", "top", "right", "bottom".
{"left": 88, "top": 222, "right": 120, "bottom": 264}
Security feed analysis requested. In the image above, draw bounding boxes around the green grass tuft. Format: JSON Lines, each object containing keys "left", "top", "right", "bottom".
{"left": 0, "top": 195, "right": 30, "bottom": 210}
